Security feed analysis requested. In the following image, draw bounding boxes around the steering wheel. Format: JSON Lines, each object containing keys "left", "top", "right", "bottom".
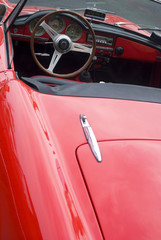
{"left": 30, "top": 10, "right": 96, "bottom": 78}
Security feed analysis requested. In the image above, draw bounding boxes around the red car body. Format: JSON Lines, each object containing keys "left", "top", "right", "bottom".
{"left": 1, "top": 0, "right": 161, "bottom": 239}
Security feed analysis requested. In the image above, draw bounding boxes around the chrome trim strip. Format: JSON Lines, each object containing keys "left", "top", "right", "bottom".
{"left": 11, "top": 33, "right": 48, "bottom": 41}
{"left": 75, "top": 43, "right": 113, "bottom": 51}
{"left": 114, "top": 22, "right": 133, "bottom": 27}
{"left": 11, "top": 34, "right": 113, "bottom": 51}
{"left": 96, "top": 46, "right": 113, "bottom": 51}
{"left": 80, "top": 114, "right": 102, "bottom": 162}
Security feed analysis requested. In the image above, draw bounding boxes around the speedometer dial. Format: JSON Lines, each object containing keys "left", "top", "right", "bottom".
{"left": 65, "top": 24, "right": 82, "bottom": 41}
{"left": 48, "top": 16, "right": 65, "bottom": 33}
{"left": 29, "top": 18, "right": 45, "bottom": 36}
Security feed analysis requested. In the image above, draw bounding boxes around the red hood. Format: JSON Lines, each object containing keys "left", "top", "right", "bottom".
{"left": 1, "top": 79, "right": 161, "bottom": 238}
{"left": 77, "top": 140, "right": 161, "bottom": 240}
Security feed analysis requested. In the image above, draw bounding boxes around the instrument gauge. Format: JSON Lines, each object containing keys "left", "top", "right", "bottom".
{"left": 29, "top": 18, "right": 45, "bottom": 36}
{"left": 65, "top": 24, "right": 82, "bottom": 41}
{"left": 48, "top": 16, "right": 65, "bottom": 33}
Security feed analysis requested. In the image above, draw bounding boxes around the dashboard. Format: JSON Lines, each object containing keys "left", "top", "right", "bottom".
{"left": 10, "top": 11, "right": 161, "bottom": 63}
{"left": 10, "top": 12, "right": 116, "bottom": 58}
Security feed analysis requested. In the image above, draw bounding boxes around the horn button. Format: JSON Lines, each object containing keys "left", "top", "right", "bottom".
{"left": 54, "top": 35, "right": 72, "bottom": 53}
{"left": 59, "top": 39, "right": 69, "bottom": 50}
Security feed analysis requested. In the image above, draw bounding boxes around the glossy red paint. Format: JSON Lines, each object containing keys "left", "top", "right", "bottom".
{"left": 2, "top": 78, "right": 161, "bottom": 238}
{"left": 0, "top": 80, "right": 103, "bottom": 239}
{"left": 77, "top": 140, "right": 161, "bottom": 240}
{"left": 113, "top": 37, "right": 158, "bottom": 62}
{"left": 2, "top": 77, "right": 161, "bottom": 238}
{"left": 1, "top": 1, "right": 161, "bottom": 239}
{"left": 104, "top": 14, "right": 150, "bottom": 36}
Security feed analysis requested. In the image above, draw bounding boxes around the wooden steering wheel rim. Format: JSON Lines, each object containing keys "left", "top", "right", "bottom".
{"left": 30, "top": 10, "right": 96, "bottom": 78}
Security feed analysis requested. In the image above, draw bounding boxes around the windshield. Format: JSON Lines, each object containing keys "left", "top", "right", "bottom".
{"left": 9, "top": 0, "right": 161, "bottom": 28}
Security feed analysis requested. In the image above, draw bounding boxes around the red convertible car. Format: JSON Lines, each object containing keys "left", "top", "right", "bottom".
{"left": 1, "top": 0, "right": 161, "bottom": 239}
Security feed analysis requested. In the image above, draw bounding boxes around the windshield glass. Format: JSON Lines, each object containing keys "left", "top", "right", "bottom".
{"left": 9, "top": 0, "right": 161, "bottom": 28}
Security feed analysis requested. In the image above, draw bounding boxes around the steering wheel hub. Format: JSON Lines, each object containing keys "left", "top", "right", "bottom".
{"left": 58, "top": 39, "right": 69, "bottom": 50}
{"left": 54, "top": 35, "right": 72, "bottom": 53}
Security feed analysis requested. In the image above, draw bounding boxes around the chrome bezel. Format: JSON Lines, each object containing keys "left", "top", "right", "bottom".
{"left": 65, "top": 24, "right": 82, "bottom": 41}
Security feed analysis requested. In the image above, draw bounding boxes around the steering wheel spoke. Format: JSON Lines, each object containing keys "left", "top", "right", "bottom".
{"left": 47, "top": 50, "right": 62, "bottom": 72}
{"left": 72, "top": 43, "right": 93, "bottom": 54}
{"left": 40, "top": 21, "right": 58, "bottom": 40}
